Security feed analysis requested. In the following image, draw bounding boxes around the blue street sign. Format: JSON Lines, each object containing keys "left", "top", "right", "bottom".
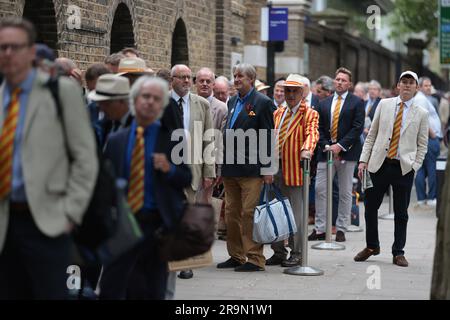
{"left": 269, "top": 8, "right": 288, "bottom": 41}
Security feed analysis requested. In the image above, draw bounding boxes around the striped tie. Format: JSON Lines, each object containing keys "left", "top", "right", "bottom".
{"left": 0, "top": 88, "right": 21, "bottom": 199}
{"left": 331, "top": 95, "right": 342, "bottom": 142}
{"left": 128, "top": 126, "right": 145, "bottom": 214}
{"left": 387, "top": 102, "right": 404, "bottom": 159}
{"left": 278, "top": 109, "right": 292, "bottom": 155}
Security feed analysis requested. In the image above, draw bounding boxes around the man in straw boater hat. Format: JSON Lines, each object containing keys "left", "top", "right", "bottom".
{"left": 88, "top": 74, "right": 132, "bottom": 147}
{"left": 265, "top": 74, "right": 319, "bottom": 267}
{"left": 117, "top": 56, "right": 154, "bottom": 86}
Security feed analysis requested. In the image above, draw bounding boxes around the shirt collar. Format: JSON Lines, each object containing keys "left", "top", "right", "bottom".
{"left": 238, "top": 88, "right": 254, "bottom": 103}
{"left": 287, "top": 100, "right": 302, "bottom": 114}
{"left": 171, "top": 90, "right": 189, "bottom": 103}
{"left": 334, "top": 91, "right": 348, "bottom": 101}
{"left": 5, "top": 68, "right": 36, "bottom": 95}
{"left": 207, "top": 95, "right": 214, "bottom": 104}
{"left": 131, "top": 118, "right": 161, "bottom": 134}
{"left": 398, "top": 96, "right": 413, "bottom": 109}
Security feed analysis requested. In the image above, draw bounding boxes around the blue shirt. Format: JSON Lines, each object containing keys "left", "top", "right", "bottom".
{"left": 229, "top": 88, "right": 254, "bottom": 128}
{"left": 125, "top": 120, "right": 176, "bottom": 212}
{"left": 2, "top": 69, "right": 36, "bottom": 201}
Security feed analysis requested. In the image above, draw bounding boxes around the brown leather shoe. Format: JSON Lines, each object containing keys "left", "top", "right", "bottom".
{"left": 354, "top": 247, "right": 380, "bottom": 262}
{"left": 393, "top": 255, "right": 409, "bottom": 267}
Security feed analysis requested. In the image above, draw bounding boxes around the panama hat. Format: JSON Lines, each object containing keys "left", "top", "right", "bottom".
{"left": 255, "top": 79, "right": 271, "bottom": 91}
{"left": 88, "top": 74, "right": 130, "bottom": 102}
{"left": 117, "top": 57, "right": 153, "bottom": 76}
{"left": 281, "top": 74, "right": 306, "bottom": 87}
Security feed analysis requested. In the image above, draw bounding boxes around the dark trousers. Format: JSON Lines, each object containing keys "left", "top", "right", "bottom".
{"left": 0, "top": 208, "right": 73, "bottom": 300}
{"left": 364, "top": 160, "right": 414, "bottom": 256}
{"left": 99, "top": 214, "right": 167, "bottom": 300}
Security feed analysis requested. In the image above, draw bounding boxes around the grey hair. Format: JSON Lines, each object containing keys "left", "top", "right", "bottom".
{"left": 418, "top": 76, "right": 432, "bottom": 87}
{"left": 368, "top": 80, "right": 382, "bottom": 90}
{"left": 316, "top": 75, "right": 334, "bottom": 92}
{"left": 196, "top": 67, "right": 215, "bottom": 81}
{"left": 232, "top": 63, "right": 257, "bottom": 81}
{"left": 171, "top": 64, "right": 191, "bottom": 77}
{"left": 354, "top": 82, "right": 368, "bottom": 94}
{"left": 215, "top": 76, "right": 230, "bottom": 88}
{"left": 129, "top": 76, "right": 170, "bottom": 117}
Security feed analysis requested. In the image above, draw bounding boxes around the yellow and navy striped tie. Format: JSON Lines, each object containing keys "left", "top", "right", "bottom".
{"left": 0, "top": 88, "right": 22, "bottom": 199}
{"left": 128, "top": 126, "right": 145, "bottom": 214}
{"left": 331, "top": 95, "right": 342, "bottom": 142}
{"left": 387, "top": 102, "right": 404, "bottom": 159}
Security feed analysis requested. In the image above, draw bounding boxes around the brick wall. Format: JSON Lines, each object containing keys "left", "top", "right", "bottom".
{"left": 2, "top": 0, "right": 217, "bottom": 73}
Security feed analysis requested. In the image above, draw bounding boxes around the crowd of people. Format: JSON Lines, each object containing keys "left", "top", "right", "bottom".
{"left": 0, "top": 17, "right": 448, "bottom": 300}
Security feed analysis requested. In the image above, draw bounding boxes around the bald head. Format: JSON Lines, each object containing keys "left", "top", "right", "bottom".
{"left": 195, "top": 67, "right": 215, "bottom": 98}
{"left": 214, "top": 76, "right": 230, "bottom": 103}
{"left": 171, "top": 64, "right": 192, "bottom": 97}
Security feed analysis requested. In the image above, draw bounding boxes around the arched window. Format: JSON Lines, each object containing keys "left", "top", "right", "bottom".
{"left": 110, "top": 3, "right": 135, "bottom": 54}
{"left": 171, "top": 19, "right": 189, "bottom": 66}
{"left": 23, "top": 0, "right": 58, "bottom": 50}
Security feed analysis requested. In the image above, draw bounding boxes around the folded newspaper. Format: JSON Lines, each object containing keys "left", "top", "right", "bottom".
{"left": 362, "top": 169, "right": 373, "bottom": 191}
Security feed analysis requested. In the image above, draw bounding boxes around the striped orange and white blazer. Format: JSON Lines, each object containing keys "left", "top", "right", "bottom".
{"left": 274, "top": 102, "right": 319, "bottom": 186}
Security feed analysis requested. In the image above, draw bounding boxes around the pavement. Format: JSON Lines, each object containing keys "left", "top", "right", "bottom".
{"left": 175, "top": 194, "right": 438, "bottom": 300}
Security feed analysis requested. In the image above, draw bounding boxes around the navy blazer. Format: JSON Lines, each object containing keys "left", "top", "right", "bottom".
{"left": 316, "top": 92, "right": 365, "bottom": 162}
{"left": 103, "top": 124, "right": 192, "bottom": 231}
{"left": 221, "top": 89, "right": 276, "bottom": 177}
{"left": 161, "top": 97, "right": 183, "bottom": 132}
{"left": 310, "top": 94, "right": 320, "bottom": 110}
{"left": 365, "top": 97, "right": 381, "bottom": 121}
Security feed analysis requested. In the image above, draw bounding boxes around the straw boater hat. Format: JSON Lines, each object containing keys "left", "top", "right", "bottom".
{"left": 117, "top": 57, "right": 153, "bottom": 76}
{"left": 281, "top": 74, "right": 306, "bottom": 88}
{"left": 88, "top": 74, "right": 130, "bottom": 102}
{"left": 255, "top": 79, "right": 271, "bottom": 92}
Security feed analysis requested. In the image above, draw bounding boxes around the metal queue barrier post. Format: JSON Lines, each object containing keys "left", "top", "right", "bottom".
{"left": 379, "top": 185, "right": 394, "bottom": 220}
{"left": 311, "top": 147, "right": 345, "bottom": 250}
{"left": 284, "top": 158, "right": 324, "bottom": 276}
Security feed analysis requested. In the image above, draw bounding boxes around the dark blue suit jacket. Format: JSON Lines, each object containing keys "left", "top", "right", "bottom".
{"left": 103, "top": 124, "right": 192, "bottom": 231}
{"left": 310, "top": 94, "right": 320, "bottom": 110}
{"left": 221, "top": 89, "right": 276, "bottom": 177}
{"left": 316, "top": 92, "right": 365, "bottom": 162}
{"left": 365, "top": 97, "right": 381, "bottom": 121}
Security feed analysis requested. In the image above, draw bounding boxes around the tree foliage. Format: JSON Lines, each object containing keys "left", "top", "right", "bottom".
{"left": 389, "top": 0, "right": 438, "bottom": 45}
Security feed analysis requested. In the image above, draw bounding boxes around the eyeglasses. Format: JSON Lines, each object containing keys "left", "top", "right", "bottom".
{"left": 173, "top": 75, "right": 192, "bottom": 80}
{"left": 0, "top": 43, "right": 30, "bottom": 53}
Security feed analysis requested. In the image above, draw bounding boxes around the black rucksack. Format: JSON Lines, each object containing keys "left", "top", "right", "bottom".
{"left": 46, "top": 77, "right": 118, "bottom": 250}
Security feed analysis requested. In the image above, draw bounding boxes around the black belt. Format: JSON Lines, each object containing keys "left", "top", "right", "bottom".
{"left": 9, "top": 201, "right": 31, "bottom": 213}
{"left": 384, "top": 158, "right": 400, "bottom": 165}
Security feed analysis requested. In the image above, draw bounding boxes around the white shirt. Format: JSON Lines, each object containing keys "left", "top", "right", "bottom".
{"left": 278, "top": 101, "right": 302, "bottom": 132}
{"left": 329, "top": 91, "right": 349, "bottom": 130}
{"left": 395, "top": 96, "right": 413, "bottom": 135}
{"left": 390, "top": 96, "right": 413, "bottom": 159}
{"left": 414, "top": 91, "right": 442, "bottom": 138}
{"left": 171, "top": 91, "right": 190, "bottom": 130}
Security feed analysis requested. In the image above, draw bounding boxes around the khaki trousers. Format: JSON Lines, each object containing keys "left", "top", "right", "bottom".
{"left": 223, "top": 177, "right": 264, "bottom": 268}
